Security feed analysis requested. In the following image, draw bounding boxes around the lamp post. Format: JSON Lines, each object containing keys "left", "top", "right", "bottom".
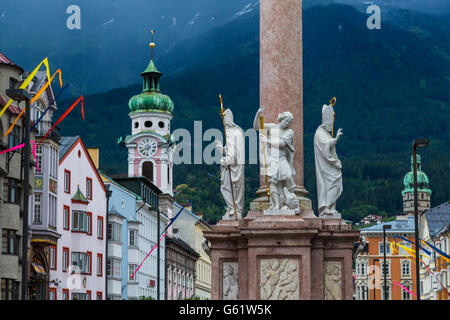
{"left": 413, "top": 138, "right": 429, "bottom": 301}
{"left": 373, "top": 258, "right": 379, "bottom": 300}
{"left": 6, "top": 88, "right": 31, "bottom": 300}
{"left": 383, "top": 224, "right": 392, "bottom": 300}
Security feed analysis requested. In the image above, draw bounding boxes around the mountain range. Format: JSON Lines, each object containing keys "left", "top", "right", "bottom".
{"left": 46, "top": 3, "right": 450, "bottom": 223}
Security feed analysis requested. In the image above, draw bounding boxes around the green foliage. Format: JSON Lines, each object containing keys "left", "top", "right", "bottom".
{"left": 55, "top": 4, "right": 450, "bottom": 225}
{"left": 138, "top": 296, "right": 155, "bottom": 300}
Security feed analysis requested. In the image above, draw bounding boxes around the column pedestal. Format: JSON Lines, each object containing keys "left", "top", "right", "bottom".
{"left": 204, "top": 212, "right": 359, "bottom": 300}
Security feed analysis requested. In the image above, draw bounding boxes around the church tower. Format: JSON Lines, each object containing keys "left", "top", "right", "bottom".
{"left": 401, "top": 154, "right": 431, "bottom": 215}
{"left": 123, "top": 32, "right": 174, "bottom": 195}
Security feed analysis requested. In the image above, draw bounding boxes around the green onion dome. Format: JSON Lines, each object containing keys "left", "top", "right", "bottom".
{"left": 128, "top": 59, "right": 174, "bottom": 114}
{"left": 402, "top": 154, "right": 431, "bottom": 196}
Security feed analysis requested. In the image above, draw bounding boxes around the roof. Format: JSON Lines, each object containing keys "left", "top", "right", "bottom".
{"left": 141, "top": 59, "right": 162, "bottom": 75}
{"left": 360, "top": 216, "right": 415, "bottom": 234}
{"left": 0, "top": 94, "right": 22, "bottom": 115}
{"left": 423, "top": 201, "right": 450, "bottom": 237}
{"left": 0, "top": 52, "right": 24, "bottom": 73}
{"left": 402, "top": 154, "right": 431, "bottom": 195}
{"left": 71, "top": 185, "right": 88, "bottom": 203}
{"left": 173, "top": 202, "right": 212, "bottom": 228}
{"left": 166, "top": 236, "right": 200, "bottom": 258}
{"left": 59, "top": 136, "right": 80, "bottom": 160}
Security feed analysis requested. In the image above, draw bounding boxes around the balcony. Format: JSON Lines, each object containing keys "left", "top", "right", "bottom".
{"left": 34, "top": 121, "right": 61, "bottom": 141}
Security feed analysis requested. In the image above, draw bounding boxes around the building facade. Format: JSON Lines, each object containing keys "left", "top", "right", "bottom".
{"left": 27, "top": 70, "right": 62, "bottom": 300}
{"left": 355, "top": 215, "right": 417, "bottom": 300}
{"left": 113, "top": 176, "right": 169, "bottom": 300}
{"left": 0, "top": 52, "right": 35, "bottom": 300}
{"left": 50, "top": 136, "right": 107, "bottom": 300}
{"left": 419, "top": 201, "right": 450, "bottom": 300}
{"left": 172, "top": 202, "right": 212, "bottom": 299}
{"left": 165, "top": 234, "right": 199, "bottom": 300}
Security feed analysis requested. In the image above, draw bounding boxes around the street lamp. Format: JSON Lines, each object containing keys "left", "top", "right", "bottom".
{"left": 373, "top": 258, "right": 379, "bottom": 300}
{"left": 6, "top": 88, "right": 31, "bottom": 301}
{"left": 383, "top": 224, "right": 392, "bottom": 300}
{"left": 413, "top": 138, "right": 429, "bottom": 301}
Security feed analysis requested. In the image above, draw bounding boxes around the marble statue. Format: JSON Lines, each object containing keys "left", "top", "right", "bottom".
{"left": 223, "top": 263, "right": 239, "bottom": 300}
{"left": 216, "top": 108, "right": 245, "bottom": 220}
{"left": 314, "top": 103, "right": 343, "bottom": 218}
{"left": 253, "top": 106, "right": 300, "bottom": 213}
{"left": 260, "top": 259, "right": 299, "bottom": 300}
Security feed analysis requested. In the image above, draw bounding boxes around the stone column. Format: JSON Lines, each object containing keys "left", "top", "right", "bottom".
{"left": 254, "top": 0, "right": 310, "bottom": 210}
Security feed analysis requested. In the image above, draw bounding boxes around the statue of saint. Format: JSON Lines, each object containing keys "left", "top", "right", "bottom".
{"left": 314, "top": 103, "right": 343, "bottom": 218}
{"left": 216, "top": 109, "right": 245, "bottom": 220}
{"left": 253, "top": 106, "right": 299, "bottom": 211}
{"left": 223, "top": 264, "right": 238, "bottom": 300}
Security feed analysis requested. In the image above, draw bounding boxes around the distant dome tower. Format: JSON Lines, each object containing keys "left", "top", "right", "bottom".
{"left": 401, "top": 154, "right": 431, "bottom": 215}
{"left": 123, "top": 30, "right": 174, "bottom": 195}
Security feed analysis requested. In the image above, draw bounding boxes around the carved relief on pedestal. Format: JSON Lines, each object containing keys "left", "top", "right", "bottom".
{"left": 260, "top": 258, "right": 299, "bottom": 300}
{"left": 222, "top": 262, "right": 239, "bottom": 300}
{"left": 324, "top": 260, "right": 342, "bottom": 300}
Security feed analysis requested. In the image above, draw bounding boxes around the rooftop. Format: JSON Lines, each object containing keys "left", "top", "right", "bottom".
{"left": 422, "top": 201, "right": 450, "bottom": 237}
{"left": 360, "top": 215, "right": 415, "bottom": 233}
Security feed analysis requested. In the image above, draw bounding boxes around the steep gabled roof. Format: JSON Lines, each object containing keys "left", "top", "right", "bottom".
{"left": 0, "top": 52, "right": 24, "bottom": 73}
{"left": 423, "top": 201, "right": 450, "bottom": 238}
{"left": 59, "top": 136, "right": 106, "bottom": 193}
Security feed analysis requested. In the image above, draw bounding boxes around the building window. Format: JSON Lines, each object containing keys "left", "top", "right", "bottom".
{"left": 379, "top": 243, "right": 391, "bottom": 255}
{"left": 72, "top": 293, "right": 87, "bottom": 300}
{"left": 129, "top": 229, "right": 137, "bottom": 247}
{"left": 401, "top": 261, "right": 410, "bottom": 276}
{"left": 71, "top": 252, "right": 91, "bottom": 274}
{"left": 381, "top": 285, "right": 391, "bottom": 300}
{"left": 62, "top": 289, "right": 69, "bottom": 300}
{"left": 158, "top": 121, "right": 164, "bottom": 129}
{"left": 2, "top": 229, "right": 19, "bottom": 255}
{"left": 34, "top": 146, "right": 42, "bottom": 173}
{"left": 50, "top": 245, "right": 57, "bottom": 270}
{"left": 9, "top": 77, "right": 18, "bottom": 89}
{"left": 1, "top": 279, "right": 19, "bottom": 300}
{"left": 87, "top": 212, "right": 92, "bottom": 235}
{"left": 49, "top": 288, "right": 57, "bottom": 300}
{"left": 33, "top": 194, "right": 42, "bottom": 223}
{"left": 86, "top": 290, "right": 91, "bottom": 300}
{"left": 97, "top": 217, "right": 104, "bottom": 239}
{"left": 63, "top": 206, "right": 70, "bottom": 230}
{"left": 381, "top": 261, "right": 391, "bottom": 277}
{"left": 129, "top": 264, "right": 138, "bottom": 282}
{"left": 63, "top": 247, "right": 69, "bottom": 272}
{"left": 9, "top": 125, "right": 20, "bottom": 149}
{"left": 399, "top": 242, "right": 412, "bottom": 256}
{"left": 144, "top": 121, "right": 152, "bottom": 128}
{"left": 402, "top": 285, "right": 411, "bottom": 300}
{"left": 64, "top": 170, "right": 71, "bottom": 193}
{"left": 96, "top": 292, "right": 102, "bottom": 300}
{"left": 72, "top": 211, "right": 90, "bottom": 232}
{"left": 48, "top": 194, "right": 57, "bottom": 228}
{"left": 107, "top": 222, "right": 122, "bottom": 242}
{"left": 86, "top": 177, "right": 92, "bottom": 200}
{"left": 3, "top": 178, "right": 21, "bottom": 204}
{"left": 107, "top": 258, "right": 121, "bottom": 278}
{"left": 97, "top": 254, "right": 103, "bottom": 277}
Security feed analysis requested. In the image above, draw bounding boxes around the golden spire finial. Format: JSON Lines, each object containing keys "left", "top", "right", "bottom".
{"left": 150, "top": 29, "right": 156, "bottom": 60}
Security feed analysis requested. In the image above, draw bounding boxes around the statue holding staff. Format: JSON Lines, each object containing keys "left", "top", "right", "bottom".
{"left": 216, "top": 96, "right": 245, "bottom": 220}
{"left": 253, "top": 106, "right": 299, "bottom": 211}
{"left": 314, "top": 98, "right": 343, "bottom": 218}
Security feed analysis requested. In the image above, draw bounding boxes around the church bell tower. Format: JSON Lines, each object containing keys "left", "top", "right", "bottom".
{"left": 122, "top": 31, "right": 175, "bottom": 195}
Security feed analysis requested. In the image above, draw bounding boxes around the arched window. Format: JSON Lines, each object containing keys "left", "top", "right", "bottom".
{"left": 142, "top": 161, "right": 153, "bottom": 182}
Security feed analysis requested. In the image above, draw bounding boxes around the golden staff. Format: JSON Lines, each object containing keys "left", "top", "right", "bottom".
{"left": 330, "top": 97, "right": 336, "bottom": 138}
{"left": 219, "top": 94, "right": 238, "bottom": 221}
{"left": 259, "top": 116, "right": 271, "bottom": 198}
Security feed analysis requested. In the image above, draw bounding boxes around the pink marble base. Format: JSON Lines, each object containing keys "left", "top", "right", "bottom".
{"left": 204, "top": 212, "right": 359, "bottom": 300}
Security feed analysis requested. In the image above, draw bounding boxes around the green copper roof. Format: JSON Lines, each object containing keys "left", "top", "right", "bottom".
{"left": 72, "top": 185, "right": 89, "bottom": 202}
{"left": 402, "top": 154, "right": 431, "bottom": 195}
{"left": 141, "top": 59, "right": 161, "bottom": 75}
{"left": 129, "top": 91, "right": 174, "bottom": 114}
{"left": 129, "top": 58, "right": 174, "bottom": 115}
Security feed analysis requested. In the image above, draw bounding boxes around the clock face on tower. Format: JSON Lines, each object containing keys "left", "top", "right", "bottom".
{"left": 138, "top": 138, "right": 158, "bottom": 158}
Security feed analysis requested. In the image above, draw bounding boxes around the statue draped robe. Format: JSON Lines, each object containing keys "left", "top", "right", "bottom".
{"left": 314, "top": 125, "right": 343, "bottom": 213}
{"left": 220, "top": 124, "right": 245, "bottom": 217}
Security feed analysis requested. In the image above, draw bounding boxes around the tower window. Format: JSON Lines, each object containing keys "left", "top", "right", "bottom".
{"left": 142, "top": 162, "right": 154, "bottom": 182}
{"left": 158, "top": 121, "right": 164, "bottom": 129}
{"left": 134, "top": 122, "right": 139, "bottom": 129}
{"left": 145, "top": 121, "right": 153, "bottom": 128}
